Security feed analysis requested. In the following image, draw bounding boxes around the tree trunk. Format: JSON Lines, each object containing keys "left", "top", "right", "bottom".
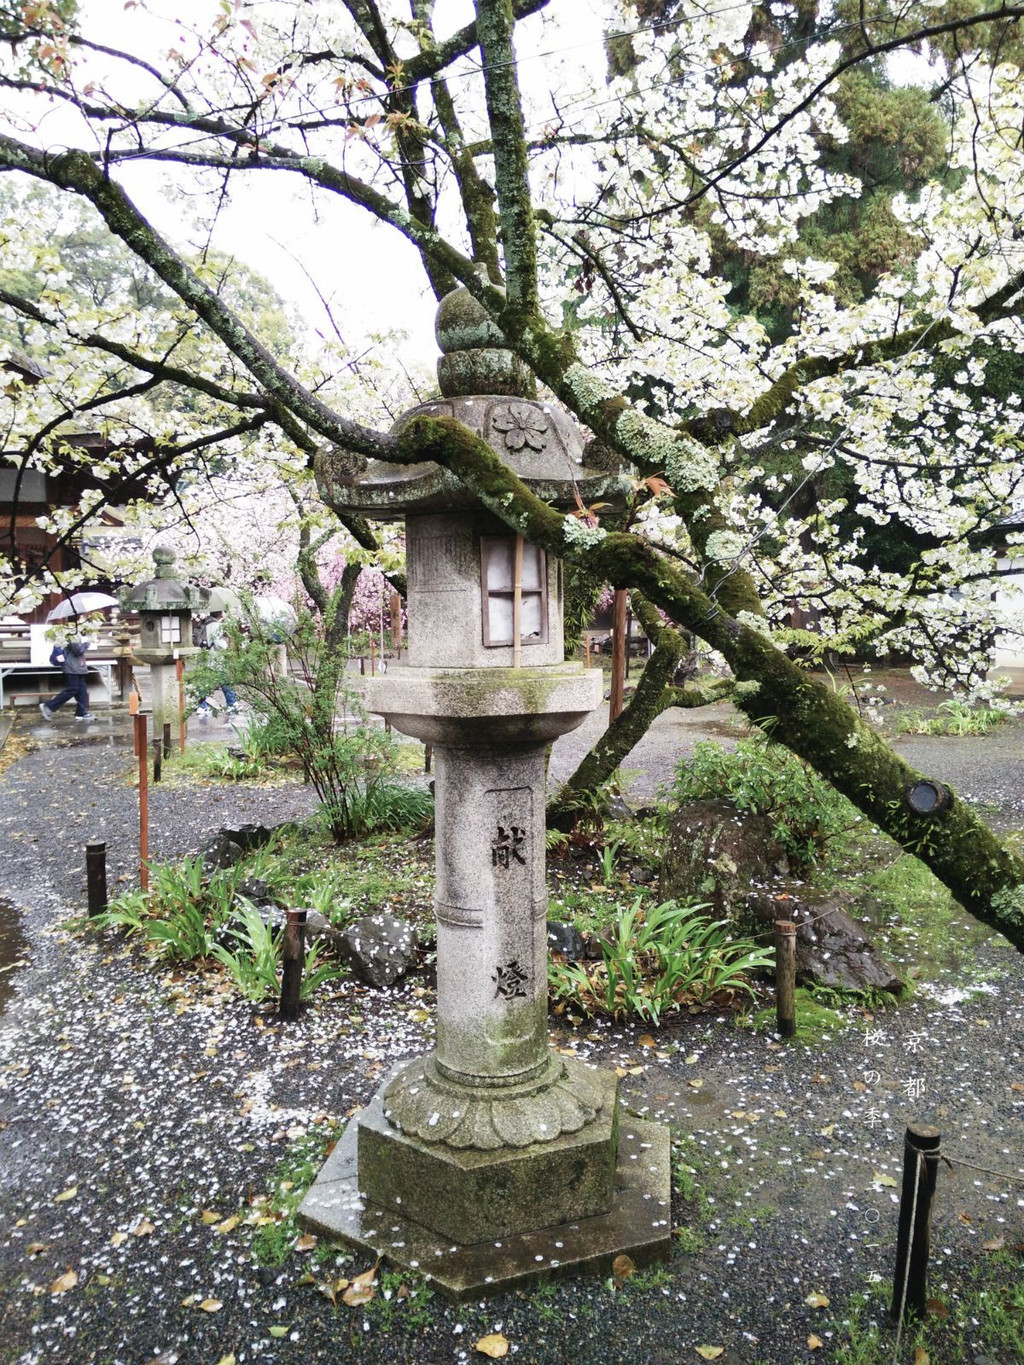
{"left": 551, "top": 592, "right": 732, "bottom": 822}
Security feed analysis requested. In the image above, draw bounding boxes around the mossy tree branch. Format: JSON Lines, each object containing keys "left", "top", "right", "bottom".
{"left": 382, "top": 411, "right": 1024, "bottom": 946}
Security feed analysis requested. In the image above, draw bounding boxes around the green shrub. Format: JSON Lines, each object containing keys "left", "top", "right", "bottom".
{"left": 669, "top": 735, "right": 859, "bottom": 869}
{"left": 188, "top": 602, "right": 433, "bottom": 842}
{"left": 210, "top": 901, "right": 347, "bottom": 1002}
{"left": 548, "top": 898, "right": 774, "bottom": 1024}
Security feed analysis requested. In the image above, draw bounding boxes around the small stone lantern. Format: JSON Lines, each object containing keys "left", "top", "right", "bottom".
{"left": 124, "top": 547, "right": 206, "bottom": 735}
{"left": 301, "top": 289, "right": 671, "bottom": 1295}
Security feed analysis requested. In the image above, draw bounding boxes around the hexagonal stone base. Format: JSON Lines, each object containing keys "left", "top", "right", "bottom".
{"left": 359, "top": 1063, "right": 618, "bottom": 1243}
{"left": 298, "top": 1072, "right": 672, "bottom": 1299}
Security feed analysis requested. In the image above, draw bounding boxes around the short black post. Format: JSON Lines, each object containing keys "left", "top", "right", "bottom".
{"left": 279, "top": 909, "right": 307, "bottom": 1022}
{"left": 424, "top": 743, "right": 433, "bottom": 775}
{"left": 774, "top": 920, "right": 797, "bottom": 1038}
{"left": 891, "top": 1124, "right": 941, "bottom": 1325}
{"left": 86, "top": 839, "right": 108, "bottom": 917}
{"left": 162, "top": 720, "right": 172, "bottom": 759}
{"left": 151, "top": 736, "right": 162, "bottom": 784}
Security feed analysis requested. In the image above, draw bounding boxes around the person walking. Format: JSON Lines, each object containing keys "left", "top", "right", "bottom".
{"left": 194, "top": 611, "right": 239, "bottom": 719}
{"left": 39, "top": 637, "right": 94, "bottom": 720}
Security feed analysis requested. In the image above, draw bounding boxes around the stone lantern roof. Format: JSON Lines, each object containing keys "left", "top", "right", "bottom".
{"left": 317, "top": 287, "right": 622, "bottom": 519}
{"left": 122, "top": 546, "right": 207, "bottom": 614}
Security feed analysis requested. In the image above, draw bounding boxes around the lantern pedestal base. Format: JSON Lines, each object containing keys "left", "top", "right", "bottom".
{"left": 299, "top": 1064, "right": 672, "bottom": 1299}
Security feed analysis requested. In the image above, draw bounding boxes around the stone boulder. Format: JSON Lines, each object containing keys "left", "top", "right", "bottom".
{"left": 219, "top": 822, "right": 274, "bottom": 852}
{"left": 547, "top": 920, "right": 586, "bottom": 962}
{"left": 337, "top": 913, "right": 418, "bottom": 988}
{"left": 746, "top": 888, "right": 904, "bottom": 995}
{"left": 201, "top": 832, "right": 245, "bottom": 872}
{"left": 660, "top": 799, "right": 789, "bottom": 915}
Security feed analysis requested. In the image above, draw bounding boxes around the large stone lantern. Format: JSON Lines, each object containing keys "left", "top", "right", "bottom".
{"left": 301, "top": 290, "right": 671, "bottom": 1295}
{"left": 123, "top": 546, "right": 206, "bottom": 736}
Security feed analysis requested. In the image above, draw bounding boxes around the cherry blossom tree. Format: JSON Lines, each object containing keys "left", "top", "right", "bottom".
{"left": 3, "top": 0, "right": 1024, "bottom": 941}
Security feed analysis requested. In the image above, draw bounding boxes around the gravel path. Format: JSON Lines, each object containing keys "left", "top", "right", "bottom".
{"left": 1, "top": 705, "right": 1022, "bottom": 1365}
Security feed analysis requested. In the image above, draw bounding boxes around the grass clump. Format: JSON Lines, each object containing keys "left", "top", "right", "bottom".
{"left": 891, "top": 697, "right": 1011, "bottom": 737}
{"left": 548, "top": 898, "right": 773, "bottom": 1024}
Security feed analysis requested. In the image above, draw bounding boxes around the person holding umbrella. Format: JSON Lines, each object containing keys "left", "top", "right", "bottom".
{"left": 38, "top": 593, "right": 117, "bottom": 722}
{"left": 39, "top": 635, "right": 93, "bottom": 721}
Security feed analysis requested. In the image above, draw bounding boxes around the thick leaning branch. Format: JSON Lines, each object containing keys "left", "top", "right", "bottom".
{"left": 379, "top": 411, "right": 1024, "bottom": 944}
{"left": 551, "top": 591, "right": 733, "bottom": 819}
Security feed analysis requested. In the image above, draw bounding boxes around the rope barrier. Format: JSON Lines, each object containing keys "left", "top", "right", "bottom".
{"left": 936, "top": 1146, "right": 1024, "bottom": 1188}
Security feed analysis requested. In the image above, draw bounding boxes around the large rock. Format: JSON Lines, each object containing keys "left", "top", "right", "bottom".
{"left": 337, "top": 913, "right": 418, "bottom": 988}
{"left": 547, "top": 919, "right": 586, "bottom": 962}
{"left": 201, "top": 832, "right": 245, "bottom": 872}
{"left": 746, "top": 888, "right": 904, "bottom": 994}
{"left": 660, "top": 799, "right": 789, "bottom": 914}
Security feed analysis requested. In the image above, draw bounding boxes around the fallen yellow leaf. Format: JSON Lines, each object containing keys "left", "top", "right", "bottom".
{"left": 200, "top": 1210, "right": 221, "bottom": 1225}
{"left": 132, "top": 1218, "right": 156, "bottom": 1237}
{"left": 110, "top": 1231, "right": 128, "bottom": 1247}
{"left": 982, "top": 1236, "right": 1006, "bottom": 1251}
{"left": 199, "top": 1298, "right": 223, "bottom": 1312}
{"left": 294, "top": 1233, "right": 317, "bottom": 1253}
{"left": 54, "top": 1187, "right": 78, "bottom": 1204}
{"left": 342, "top": 1282, "right": 375, "bottom": 1307}
{"left": 872, "top": 1172, "right": 897, "bottom": 1188}
{"left": 638, "top": 1035, "right": 657, "bottom": 1048}
{"left": 215, "top": 1216, "right": 240, "bottom": 1234}
{"left": 805, "top": 1291, "right": 830, "bottom": 1308}
{"left": 612, "top": 1253, "right": 636, "bottom": 1283}
{"left": 216, "top": 1355, "right": 237, "bottom": 1365}
{"left": 50, "top": 1269, "right": 79, "bottom": 1294}
{"left": 475, "top": 1334, "right": 510, "bottom": 1359}
{"left": 807, "top": 1334, "right": 824, "bottom": 1349}
{"left": 696, "top": 1348, "right": 724, "bottom": 1361}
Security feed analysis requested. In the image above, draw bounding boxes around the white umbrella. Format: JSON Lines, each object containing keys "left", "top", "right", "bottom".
{"left": 206, "top": 586, "right": 242, "bottom": 615}
{"left": 45, "top": 592, "right": 119, "bottom": 622}
{"left": 254, "top": 595, "right": 297, "bottom": 634}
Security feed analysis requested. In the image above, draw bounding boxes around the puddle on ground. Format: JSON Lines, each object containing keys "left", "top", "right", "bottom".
{"left": 0, "top": 898, "right": 29, "bottom": 1017}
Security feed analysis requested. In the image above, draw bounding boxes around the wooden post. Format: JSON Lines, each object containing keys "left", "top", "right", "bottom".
{"left": 891, "top": 1125, "right": 941, "bottom": 1325}
{"left": 585, "top": 634, "right": 592, "bottom": 670}
{"left": 774, "top": 920, "right": 797, "bottom": 1038}
{"left": 162, "top": 720, "right": 172, "bottom": 760}
{"left": 151, "top": 736, "right": 163, "bottom": 784}
{"left": 134, "top": 711, "right": 149, "bottom": 890}
{"left": 176, "top": 658, "right": 186, "bottom": 753}
{"left": 390, "top": 591, "right": 402, "bottom": 655}
{"left": 512, "top": 533, "right": 524, "bottom": 671}
{"left": 86, "top": 839, "right": 107, "bottom": 917}
{"left": 609, "top": 588, "right": 627, "bottom": 723}
{"left": 369, "top": 639, "right": 376, "bottom": 677}
{"left": 625, "top": 605, "right": 633, "bottom": 680}
{"left": 424, "top": 743, "right": 432, "bottom": 775}
{"left": 279, "top": 908, "right": 307, "bottom": 1021}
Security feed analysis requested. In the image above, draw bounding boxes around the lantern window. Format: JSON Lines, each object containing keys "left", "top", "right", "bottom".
{"left": 481, "top": 536, "right": 547, "bottom": 647}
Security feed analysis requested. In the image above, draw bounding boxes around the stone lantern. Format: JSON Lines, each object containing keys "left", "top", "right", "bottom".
{"left": 123, "top": 546, "right": 206, "bottom": 736}
{"left": 301, "top": 290, "right": 671, "bottom": 1295}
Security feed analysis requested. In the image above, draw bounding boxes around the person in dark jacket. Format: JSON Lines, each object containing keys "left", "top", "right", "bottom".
{"left": 39, "top": 638, "right": 94, "bottom": 720}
